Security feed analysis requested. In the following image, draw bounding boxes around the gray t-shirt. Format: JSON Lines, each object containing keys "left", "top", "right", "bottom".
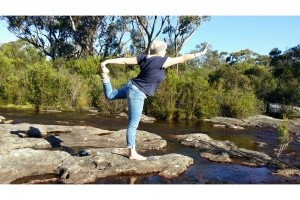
{"left": 131, "top": 54, "right": 168, "bottom": 97}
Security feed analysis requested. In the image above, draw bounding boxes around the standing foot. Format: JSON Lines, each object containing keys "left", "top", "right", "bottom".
{"left": 129, "top": 149, "right": 147, "bottom": 160}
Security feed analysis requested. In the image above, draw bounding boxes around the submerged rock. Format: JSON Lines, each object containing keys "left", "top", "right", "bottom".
{"left": 175, "top": 133, "right": 289, "bottom": 168}
{"left": 199, "top": 152, "right": 231, "bottom": 163}
{"left": 117, "top": 113, "right": 156, "bottom": 123}
{"left": 204, "top": 115, "right": 300, "bottom": 134}
{"left": 272, "top": 168, "right": 300, "bottom": 177}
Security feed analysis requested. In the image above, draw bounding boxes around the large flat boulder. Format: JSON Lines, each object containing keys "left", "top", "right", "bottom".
{"left": 0, "top": 123, "right": 191, "bottom": 184}
{"left": 0, "top": 148, "right": 193, "bottom": 184}
{"left": 0, "top": 124, "right": 167, "bottom": 151}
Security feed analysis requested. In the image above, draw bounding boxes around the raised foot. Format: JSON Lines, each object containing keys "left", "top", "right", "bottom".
{"left": 100, "top": 65, "right": 110, "bottom": 79}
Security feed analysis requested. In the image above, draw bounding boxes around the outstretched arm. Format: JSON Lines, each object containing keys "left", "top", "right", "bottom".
{"left": 162, "top": 43, "right": 209, "bottom": 68}
{"left": 101, "top": 57, "right": 138, "bottom": 67}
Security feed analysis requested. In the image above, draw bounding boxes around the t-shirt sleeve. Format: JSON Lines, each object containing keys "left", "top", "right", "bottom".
{"left": 137, "top": 54, "right": 147, "bottom": 65}
{"left": 158, "top": 56, "right": 168, "bottom": 69}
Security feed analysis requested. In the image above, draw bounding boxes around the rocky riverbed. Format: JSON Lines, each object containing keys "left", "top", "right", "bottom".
{"left": 0, "top": 121, "right": 193, "bottom": 184}
{"left": 0, "top": 114, "right": 300, "bottom": 184}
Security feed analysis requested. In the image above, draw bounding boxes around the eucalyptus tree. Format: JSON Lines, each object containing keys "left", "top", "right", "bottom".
{"left": 269, "top": 45, "right": 300, "bottom": 106}
{"left": 96, "top": 16, "right": 131, "bottom": 58}
{"left": 162, "top": 16, "right": 210, "bottom": 72}
{"left": 69, "top": 16, "right": 106, "bottom": 58}
{"left": 2, "top": 16, "right": 106, "bottom": 60}
{"left": 131, "top": 16, "right": 169, "bottom": 54}
{"left": 163, "top": 16, "right": 210, "bottom": 55}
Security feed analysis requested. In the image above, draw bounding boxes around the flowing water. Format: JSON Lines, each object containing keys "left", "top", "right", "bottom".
{"left": 1, "top": 108, "right": 300, "bottom": 184}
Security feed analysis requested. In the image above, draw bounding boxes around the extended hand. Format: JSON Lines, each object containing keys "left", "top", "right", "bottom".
{"left": 202, "top": 43, "right": 209, "bottom": 55}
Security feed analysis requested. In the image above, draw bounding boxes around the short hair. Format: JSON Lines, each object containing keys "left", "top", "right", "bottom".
{"left": 150, "top": 40, "right": 167, "bottom": 54}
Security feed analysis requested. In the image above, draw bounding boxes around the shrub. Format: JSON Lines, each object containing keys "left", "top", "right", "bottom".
{"left": 277, "top": 115, "right": 291, "bottom": 157}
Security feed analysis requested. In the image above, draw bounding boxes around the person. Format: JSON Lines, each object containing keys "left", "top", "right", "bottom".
{"left": 100, "top": 40, "right": 209, "bottom": 160}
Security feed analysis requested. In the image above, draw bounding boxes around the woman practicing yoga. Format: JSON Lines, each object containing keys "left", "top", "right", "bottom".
{"left": 100, "top": 40, "right": 209, "bottom": 160}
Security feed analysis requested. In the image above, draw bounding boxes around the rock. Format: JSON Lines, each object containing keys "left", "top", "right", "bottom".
{"left": 0, "top": 116, "right": 5, "bottom": 124}
{"left": 256, "top": 141, "right": 267, "bottom": 148}
{"left": 0, "top": 148, "right": 75, "bottom": 183}
{"left": 140, "top": 114, "right": 156, "bottom": 123}
{"left": 56, "top": 129, "right": 167, "bottom": 151}
{"left": 117, "top": 113, "right": 156, "bottom": 123}
{"left": 0, "top": 148, "right": 193, "bottom": 184}
{"left": 58, "top": 149, "right": 193, "bottom": 183}
{"left": 0, "top": 123, "right": 191, "bottom": 184}
{"left": 3, "top": 123, "right": 48, "bottom": 137}
{"left": 40, "top": 110, "right": 62, "bottom": 113}
{"left": 4, "top": 120, "right": 13, "bottom": 124}
{"left": 227, "top": 124, "right": 245, "bottom": 130}
{"left": 267, "top": 103, "right": 300, "bottom": 117}
{"left": 175, "top": 133, "right": 289, "bottom": 168}
{"left": 200, "top": 152, "right": 231, "bottom": 163}
{"left": 0, "top": 124, "right": 167, "bottom": 153}
{"left": 205, "top": 115, "right": 300, "bottom": 134}
{"left": 118, "top": 112, "right": 128, "bottom": 118}
{"left": 272, "top": 169, "right": 300, "bottom": 177}
{"left": 0, "top": 136, "right": 52, "bottom": 154}
{"left": 213, "top": 124, "right": 226, "bottom": 128}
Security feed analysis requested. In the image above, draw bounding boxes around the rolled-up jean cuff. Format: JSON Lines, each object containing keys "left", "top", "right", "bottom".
{"left": 127, "top": 145, "right": 135, "bottom": 149}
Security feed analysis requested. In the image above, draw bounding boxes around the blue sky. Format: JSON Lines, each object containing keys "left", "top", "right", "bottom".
{"left": 180, "top": 16, "right": 300, "bottom": 55}
{"left": 1, "top": 16, "right": 299, "bottom": 56}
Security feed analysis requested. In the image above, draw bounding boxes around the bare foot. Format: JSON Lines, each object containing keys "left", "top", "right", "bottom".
{"left": 100, "top": 65, "right": 110, "bottom": 79}
{"left": 101, "top": 66, "right": 110, "bottom": 73}
{"left": 129, "top": 152, "right": 147, "bottom": 161}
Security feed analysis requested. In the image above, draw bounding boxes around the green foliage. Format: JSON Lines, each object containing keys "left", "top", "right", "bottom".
{"left": 1, "top": 38, "right": 300, "bottom": 123}
{"left": 26, "top": 62, "right": 58, "bottom": 111}
{"left": 0, "top": 40, "right": 44, "bottom": 105}
{"left": 144, "top": 68, "right": 220, "bottom": 121}
{"left": 269, "top": 45, "right": 300, "bottom": 106}
{"left": 277, "top": 115, "right": 291, "bottom": 157}
{"left": 220, "top": 89, "right": 261, "bottom": 118}
{"left": 66, "top": 56, "right": 100, "bottom": 77}
{"left": 244, "top": 66, "right": 277, "bottom": 102}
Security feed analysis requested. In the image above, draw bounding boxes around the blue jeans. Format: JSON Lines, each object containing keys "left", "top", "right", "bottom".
{"left": 102, "top": 79, "right": 146, "bottom": 149}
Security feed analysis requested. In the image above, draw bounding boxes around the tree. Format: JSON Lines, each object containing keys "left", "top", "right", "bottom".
{"left": 131, "top": 16, "right": 168, "bottom": 54}
{"left": 69, "top": 16, "right": 106, "bottom": 58}
{"left": 2, "top": 16, "right": 106, "bottom": 60}
{"left": 0, "top": 40, "right": 46, "bottom": 105}
{"left": 269, "top": 45, "right": 300, "bottom": 106}
{"left": 96, "top": 16, "right": 131, "bottom": 58}
{"left": 162, "top": 16, "right": 210, "bottom": 72}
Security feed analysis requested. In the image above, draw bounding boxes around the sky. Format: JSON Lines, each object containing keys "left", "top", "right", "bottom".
{"left": 180, "top": 16, "right": 300, "bottom": 55}
{"left": 1, "top": 16, "right": 299, "bottom": 56}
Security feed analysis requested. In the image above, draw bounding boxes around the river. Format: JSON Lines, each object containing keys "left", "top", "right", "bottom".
{"left": 1, "top": 108, "right": 299, "bottom": 184}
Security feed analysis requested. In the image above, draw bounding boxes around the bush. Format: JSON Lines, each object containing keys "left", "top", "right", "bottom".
{"left": 277, "top": 115, "right": 291, "bottom": 157}
{"left": 26, "top": 62, "right": 58, "bottom": 111}
{"left": 220, "top": 89, "right": 262, "bottom": 118}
